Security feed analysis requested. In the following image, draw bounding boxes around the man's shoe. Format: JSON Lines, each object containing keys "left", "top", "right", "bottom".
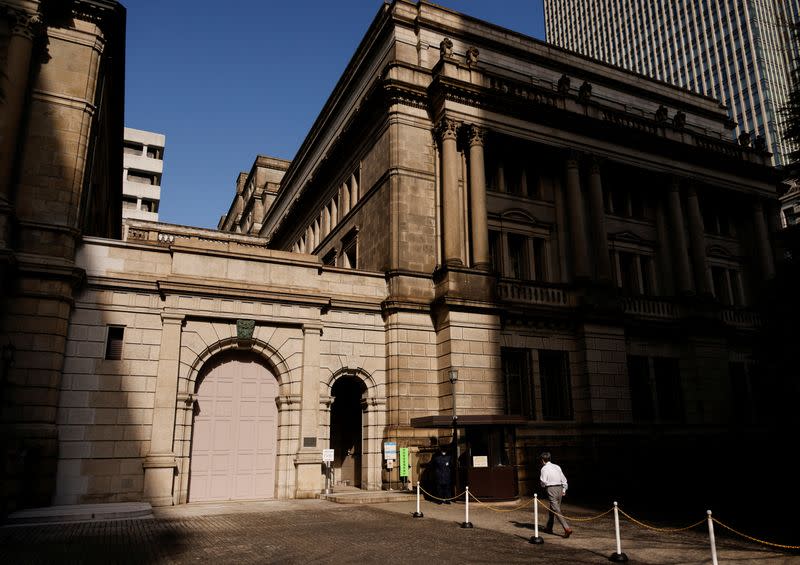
{"left": 563, "top": 528, "right": 573, "bottom": 538}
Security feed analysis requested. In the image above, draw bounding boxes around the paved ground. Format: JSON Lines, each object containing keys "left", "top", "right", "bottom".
{"left": 1, "top": 497, "right": 798, "bottom": 564}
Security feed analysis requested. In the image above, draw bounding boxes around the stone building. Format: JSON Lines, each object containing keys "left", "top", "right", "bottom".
{"left": 122, "top": 127, "right": 165, "bottom": 223}
{"left": 0, "top": 0, "right": 126, "bottom": 513}
{"left": 1, "top": 0, "right": 785, "bottom": 512}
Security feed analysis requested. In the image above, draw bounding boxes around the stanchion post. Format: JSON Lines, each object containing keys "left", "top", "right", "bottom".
{"left": 707, "top": 510, "right": 718, "bottom": 565}
{"left": 461, "top": 486, "right": 473, "bottom": 528}
{"left": 412, "top": 481, "right": 423, "bottom": 518}
{"left": 608, "top": 501, "right": 628, "bottom": 562}
{"left": 530, "top": 493, "right": 544, "bottom": 545}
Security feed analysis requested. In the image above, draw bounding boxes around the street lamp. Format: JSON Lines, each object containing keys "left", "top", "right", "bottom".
{"left": 449, "top": 368, "right": 458, "bottom": 422}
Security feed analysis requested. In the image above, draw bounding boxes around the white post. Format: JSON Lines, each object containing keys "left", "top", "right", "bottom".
{"left": 413, "top": 482, "right": 423, "bottom": 518}
{"left": 609, "top": 501, "right": 628, "bottom": 562}
{"left": 707, "top": 510, "right": 718, "bottom": 565}
{"left": 530, "top": 493, "right": 544, "bottom": 544}
{"left": 465, "top": 486, "right": 470, "bottom": 522}
{"left": 461, "top": 486, "right": 473, "bottom": 528}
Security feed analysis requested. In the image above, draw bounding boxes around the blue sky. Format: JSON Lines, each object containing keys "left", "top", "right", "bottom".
{"left": 124, "top": 1, "right": 545, "bottom": 229}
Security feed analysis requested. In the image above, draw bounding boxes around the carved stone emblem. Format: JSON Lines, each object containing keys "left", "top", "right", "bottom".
{"left": 557, "top": 74, "right": 571, "bottom": 94}
{"left": 754, "top": 134, "right": 767, "bottom": 152}
{"left": 439, "top": 37, "right": 453, "bottom": 59}
{"left": 672, "top": 110, "right": 686, "bottom": 129}
{"left": 466, "top": 46, "right": 479, "bottom": 67}
{"left": 738, "top": 131, "right": 752, "bottom": 147}
{"left": 655, "top": 105, "right": 669, "bottom": 123}
{"left": 236, "top": 319, "right": 256, "bottom": 340}
{"left": 578, "top": 81, "right": 592, "bottom": 102}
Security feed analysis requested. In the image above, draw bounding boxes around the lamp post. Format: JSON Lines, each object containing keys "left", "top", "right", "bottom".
{"left": 449, "top": 368, "right": 459, "bottom": 497}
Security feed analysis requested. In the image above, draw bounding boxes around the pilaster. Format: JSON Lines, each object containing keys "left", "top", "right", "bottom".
{"left": 143, "top": 313, "right": 184, "bottom": 507}
{"left": 467, "top": 125, "right": 490, "bottom": 270}
{"left": 564, "top": 154, "right": 590, "bottom": 280}
{"left": 438, "top": 118, "right": 464, "bottom": 266}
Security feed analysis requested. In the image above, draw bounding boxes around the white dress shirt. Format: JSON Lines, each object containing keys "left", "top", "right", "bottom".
{"left": 540, "top": 461, "right": 568, "bottom": 492}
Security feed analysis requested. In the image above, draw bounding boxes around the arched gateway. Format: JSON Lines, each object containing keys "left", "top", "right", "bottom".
{"left": 189, "top": 350, "right": 279, "bottom": 501}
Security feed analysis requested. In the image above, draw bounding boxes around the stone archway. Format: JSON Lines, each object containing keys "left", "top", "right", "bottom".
{"left": 189, "top": 350, "right": 279, "bottom": 501}
{"left": 330, "top": 376, "right": 366, "bottom": 487}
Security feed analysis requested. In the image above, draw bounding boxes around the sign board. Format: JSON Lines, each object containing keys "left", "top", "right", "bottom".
{"left": 384, "top": 441, "right": 397, "bottom": 460}
{"left": 322, "top": 449, "right": 334, "bottom": 463}
{"left": 472, "top": 455, "right": 488, "bottom": 468}
{"left": 399, "top": 447, "right": 409, "bottom": 477}
{"left": 386, "top": 459, "right": 395, "bottom": 469}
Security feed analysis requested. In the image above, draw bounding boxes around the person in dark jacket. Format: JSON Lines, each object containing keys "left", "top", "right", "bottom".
{"left": 432, "top": 446, "right": 452, "bottom": 503}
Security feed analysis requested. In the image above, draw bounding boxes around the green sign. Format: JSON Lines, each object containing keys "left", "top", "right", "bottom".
{"left": 399, "top": 447, "right": 409, "bottom": 477}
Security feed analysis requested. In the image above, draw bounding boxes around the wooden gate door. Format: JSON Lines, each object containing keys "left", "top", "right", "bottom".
{"left": 190, "top": 355, "right": 278, "bottom": 501}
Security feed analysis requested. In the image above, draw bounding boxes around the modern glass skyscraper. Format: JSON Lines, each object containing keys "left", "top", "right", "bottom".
{"left": 544, "top": 0, "right": 800, "bottom": 167}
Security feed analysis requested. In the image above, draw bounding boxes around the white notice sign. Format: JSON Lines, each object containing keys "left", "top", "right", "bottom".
{"left": 472, "top": 455, "right": 488, "bottom": 468}
{"left": 384, "top": 441, "right": 397, "bottom": 460}
{"left": 322, "top": 449, "right": 335, "bottom": 463}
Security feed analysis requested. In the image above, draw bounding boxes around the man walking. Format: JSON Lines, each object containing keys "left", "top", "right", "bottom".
{"left": 539, "top": 451, "right": 572, "bottom": 538}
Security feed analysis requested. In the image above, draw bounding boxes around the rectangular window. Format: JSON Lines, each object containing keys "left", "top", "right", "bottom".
{"left": 539, "top": 350, "right": 573, "bottom": 420}
{"left": 628, "top": 355, "right": 654, "bottom": 421}
{"left": 489, "top": 230, "right": 502, "bottom": 274}
{"left": 507, "top": 233, "right": 529, "bottom": 280}
{"left": 105, "top": 326, "right": 124, "bottom": 360}
{"left": 502, "top": 348, "right": 534, "bottom": 419}
{"left": 146, "top": 146, "right": 163, "bottom": 160}
{"left": 532, "top": 238, "right": 546, "bottom": 282}
{"left": 123, "top": 142, "right": 143, "bottom": 155}
{"left": 340, "top": 230, "right": 358, "bottom": 269}
{"left": 653, "top": 358, "right": 683, "bottom": 422}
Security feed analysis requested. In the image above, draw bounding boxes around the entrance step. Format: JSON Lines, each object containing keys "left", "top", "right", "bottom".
{"left": 320, "top": 489, "right": 416, "bottom": 504}
{"left": 6, "top": 502, "right": 153, "bottom": 525}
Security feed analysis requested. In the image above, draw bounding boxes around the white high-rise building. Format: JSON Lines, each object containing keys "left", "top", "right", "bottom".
{"left": 122, "top": 127, "right": 165, "bottom": 222}
{"left": 544, "top": 0, "right": 800, "bottom": 167}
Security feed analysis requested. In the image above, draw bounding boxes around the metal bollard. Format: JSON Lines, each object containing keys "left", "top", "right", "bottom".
{"left": 461, "top": 486, "right": 473, "bottom": 528}
{"left": 609, "top": 501, "right": 628, "bottom": 562}
{"left": 412, "top": 481, "right": 423, "bottom": 518}
{"left": 707, "top": 510, "right": 718, "bottom": 565}
{"left": 530, "top": 493, "right": 544, "bottom": 544}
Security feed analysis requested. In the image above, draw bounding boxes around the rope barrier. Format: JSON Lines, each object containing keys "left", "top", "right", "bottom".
{"left": 417, "top": 484, "right": 466, "bottom": 503}
{"left": 616, "top": 508, "right": 706, "bottom": 533}
{"left": 409, "top": 486, "right": 800, "bottom": 552}
{"left": 467, "top": 491, "right": 537, "bottom": 513}
{"left": 535, "top": 497, "right": 613, "bottom": 522}
{"left": 711, "top": 517, "right": 800, "bottom": 550}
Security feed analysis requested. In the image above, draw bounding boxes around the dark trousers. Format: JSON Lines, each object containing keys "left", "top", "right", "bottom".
{"left": 545, "top": 485, "right": 570, "bottom": 531}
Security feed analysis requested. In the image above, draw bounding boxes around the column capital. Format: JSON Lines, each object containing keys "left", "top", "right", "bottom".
{"left": 588, "top": 155, "right": 603, "bottom": 175}
{"left": 302, "top": 323, "right": 323, "bottom": 335}
{"left": 160, "top": 312, "right": 185, "bottom": 324}
{"left": 565, "top": 150, "right": 581, "bottom": 169}
{"left": 10, "top": 10, "right": 43, "bottom": 40}
{"left": 466, "top": 124, "right": 486, "bottom": 147}
{"left": 436, "top": 118, "right": 460, "bottom": 142}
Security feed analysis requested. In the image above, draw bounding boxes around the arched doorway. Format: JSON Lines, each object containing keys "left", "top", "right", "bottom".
{"left": 330, "top": 376, "right": 366, "bottom": 487}
{"left": 189, "top": 351, "right": 279, "bottom": 501}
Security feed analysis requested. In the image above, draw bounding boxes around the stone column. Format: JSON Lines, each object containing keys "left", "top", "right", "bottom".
{"left": 686, "top": 185, "right": 711, "bottom": 295}
{"left": 752, "top": 198, "right": 775, "bottom": 280}
{"left": 0, "top": 10, "right": 40, "bottom": 248}
{"left": 565, "top": 154, "right": 591, "bottom": 280}
{"left": 350, "top": 173, "right": 358, "bottom": 210}
{"left": 587, "top": 158, "right": 612, "bottom": 283}
{"left": 666, "top": 179, "right": 694, "bottom": 294}
{"left": 305, "top": 226, "right": 314, "bottom": 254}
{"left": 0, "top": 10, "right": 40, "bottom": 201}
{"left": 143, "top": 313, "right": 184, "bottom": 506}
{"left": 467, "top": 125, "right": 490, "bottom": 270}
{"left": 439, "top": 118, "right": 464, "bottom": 266}
{"left": 295, "top": 324, "right": 323, "bottom": 498}
{"left": 340, "top": 183, "right": 350, "bottom": 216}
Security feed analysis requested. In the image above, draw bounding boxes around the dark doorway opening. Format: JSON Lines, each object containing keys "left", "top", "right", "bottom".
{"left": 330, "top": 376, "right": 365, "bottom": 487}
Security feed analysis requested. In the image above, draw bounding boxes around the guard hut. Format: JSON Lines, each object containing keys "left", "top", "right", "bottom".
{"left": 411, "top": 415, "right": 527, "bottom": 501}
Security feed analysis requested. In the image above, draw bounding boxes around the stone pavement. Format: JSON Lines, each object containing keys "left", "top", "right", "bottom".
{"left": 1, "top": 497, "right": 797, "bottom": 564}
